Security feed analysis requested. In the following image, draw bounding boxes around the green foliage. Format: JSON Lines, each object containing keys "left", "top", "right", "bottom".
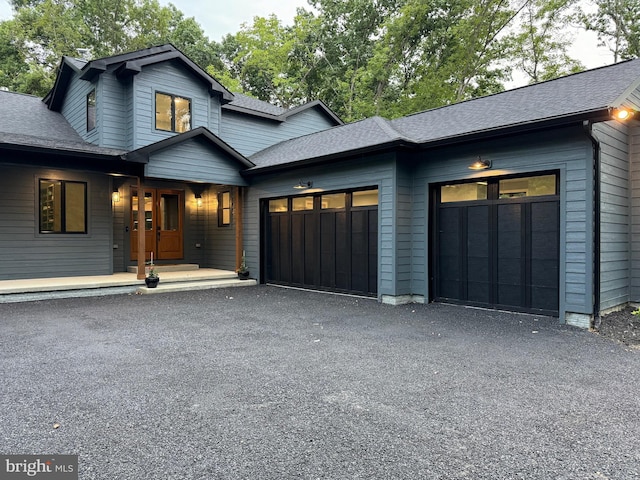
{"left": 3, "top": 0, "right": 223, "bottom": 95}
{"left": 578, "top": 0, "right": 640, "bottom": 62}
{"left": 2, "top": 0, "right": 610, "bottom": 123}
{"left": 508, "top": 0, "right": 584, "bottom": 84}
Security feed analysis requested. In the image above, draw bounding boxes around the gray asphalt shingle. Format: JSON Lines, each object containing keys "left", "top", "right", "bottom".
{"left": 0, "top": 90, "right": 126, "bottom": 156}
{"left": 225, "top": 92, "right": 288, "bottom": 116}
{"left": 249, "top": 58, "right": 640, "bottom": 170}
{"left": 249, "top": 116, "right": 409, "bottom": 168}
{"left": 392, "top": 57, "right": 640, "bottom": 142}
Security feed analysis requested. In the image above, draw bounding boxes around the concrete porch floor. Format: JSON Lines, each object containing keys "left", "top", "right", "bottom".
{"left": 0, "top": 269, "right": 257, "bottom": 303}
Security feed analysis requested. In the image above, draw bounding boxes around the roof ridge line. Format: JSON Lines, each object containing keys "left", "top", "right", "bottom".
{"left": 371, "top": 116, "right": 413, "bottom": 142}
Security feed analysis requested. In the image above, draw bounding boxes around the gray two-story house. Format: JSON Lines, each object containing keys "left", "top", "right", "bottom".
{"left": 2, "top": 44, "right": 640, "bottom": 328}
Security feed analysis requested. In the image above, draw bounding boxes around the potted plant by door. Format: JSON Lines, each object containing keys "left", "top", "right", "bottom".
{"left": 237, "top": 250, "right": 250, "bottom": 280}
{"left": 145, "top": 263, "right": 160, "bottom": 288}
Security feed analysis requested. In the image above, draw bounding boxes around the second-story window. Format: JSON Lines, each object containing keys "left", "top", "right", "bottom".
{"left": 155, "top": 92, "right": 191, "bottom": 133}
{"left": 87, "top": 90, "right": 96, "bottom": 131}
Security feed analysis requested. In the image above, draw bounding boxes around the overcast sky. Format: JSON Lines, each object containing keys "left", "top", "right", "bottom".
{"left": 0, "top": 0, "right": 614, "bottom": 78}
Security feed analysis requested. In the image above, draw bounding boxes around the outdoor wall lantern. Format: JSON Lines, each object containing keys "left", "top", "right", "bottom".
{"left": 112, "top": 187, "right": 120, "bottom": 203}
{"left": 468, "top": 157, "right": 491, "bottom": 170}
{"left": 294, "top": 180, "right": 313, "bottom": 190}
{"left": 195, "top": 193, "right": 203, "bottom": 208}
{"left": 611, "top": 107, "right": 636, "bottom": 121}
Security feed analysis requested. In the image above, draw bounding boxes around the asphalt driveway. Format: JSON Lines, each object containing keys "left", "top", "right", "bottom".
{"left": 1, "top": 286, "right": 639, "bottom": 479}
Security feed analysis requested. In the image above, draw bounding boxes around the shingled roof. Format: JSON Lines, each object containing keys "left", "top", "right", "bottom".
{"left": 247, "top": 58, "right": 640, "bottom": 172}
{"left": 0, "top": 90, "right": 125, "bottom": 157}
{"left": 44, "top": 44, "right": 234, "bottom": 111}
{"left": 248, "top": 116, "right": 410, "bottom": 169}
{"left": 223, "top": 93, "right": 343, "bottom": 125}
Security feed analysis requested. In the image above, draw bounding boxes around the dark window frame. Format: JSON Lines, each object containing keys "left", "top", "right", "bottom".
{"left": 155, "top": 91, "right": 192, "bottom": 133}
{"left": 218, "top": 191, "right": 231, "bottom": 227}
{"left": 87, "top": 90, "right": 96, "bottom": 132}
{"left": 437, "top": 171, "right": 559, "bottom": 204}
{"left": 39, "top": 179, "right": 88, "bottom": 234}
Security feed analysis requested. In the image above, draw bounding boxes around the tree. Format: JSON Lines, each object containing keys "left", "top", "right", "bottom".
{"left": 579, "top": 0, "right": 640, "bottom": 61}
{"left": 357, "top": 0, "right": 518, "bottom": 118}
{"left": 5, "top": 0, "right": 222, "bottom": 95}
{"left": 508, "top": 0, "right": 584, "bottom": 83}
{"left": 308, "top": 0, "right": 403, "bottom": 121}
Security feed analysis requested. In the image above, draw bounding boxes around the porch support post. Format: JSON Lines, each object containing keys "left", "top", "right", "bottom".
{"left": 235, "top": 186, "right": 243, "bottom": 270}
{"left": 137, "top": 177, "right": 146, "bottom": 280}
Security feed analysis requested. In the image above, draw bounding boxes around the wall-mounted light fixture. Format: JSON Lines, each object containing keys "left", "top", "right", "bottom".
{"left": 468, "top": 157, "right": 491, "bottom": 170}
{"left": 112, "top": 187, "right": 120, "bottom": 203}
{"left": 294, "top": 180, "right": 313, "bottom": 190}
{"left": 195, "top": 193, "right": 203, "bottom": 208}
{"left": 611, "top": 106, "right": 636, "bottom": 121}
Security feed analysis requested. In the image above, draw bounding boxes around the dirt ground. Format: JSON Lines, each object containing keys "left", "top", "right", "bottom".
{"left": 596, "top": 305, "right": 640, "bottom": 347}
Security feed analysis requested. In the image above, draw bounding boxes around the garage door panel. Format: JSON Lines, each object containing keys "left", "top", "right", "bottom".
{"left": 498, "top": 283, "right": 523, "bottom": 307}
{"left": 368, "top": 209, "right": 378, "bottom": 294}
{"left": 532, "top": 286, "right": 559, "bottom": 311}
{"left": 434, "top": 175, "right": 559, "bottom": 316}
{"left": 266, "top": 191, "right": 378, "bottom": 297}
{"left": 304, "top": 214, "right": 316, "bottom": 286}
{"left": 291, "top": 214, "right": 305, "bottom": 285}
{"left": 440, "top": 280, "right": 461, "bottom": 299}
{"left": 266, "top": 216, "right": 280, "bottom": 282}
{"left": 468, "top": 281, "right": 490, "bottom": 303}
{"left": 351, "top": 210, "right": 369, "bottom": 294}
{"left": 531, "top": 231, "right": 558, "bottom": 259}
{"left": 278, "top": 216, "right": 291, "bottom": 283}
{"left": 335, "top": 212, "right": 349, "bottom": 290}
{"left": 532, "top": 260, "right": 559, "bottom": 287}
{"left": 498, "top": 204, "right": 522, "bottom": 229}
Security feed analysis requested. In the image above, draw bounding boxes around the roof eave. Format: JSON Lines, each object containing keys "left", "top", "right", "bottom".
{"left": 125, "top": 127, "right": 254, "bottom": 168}
{"left": 221, "top": 103, "right": 286, "bottom": 122}
{"left": 44, "top": 58, "right": 86, "bottom": 110}
{"left": 245, "top": 108, "right": 613, "bottom": 176}
{"left": 244, "top": 140, "right": 413, "bottom": 176}
{"left": 282, "top": 100, "right": 344, "bottom": 125}
{"left": 414, "top": 108, "right": 613, "bottom": 150}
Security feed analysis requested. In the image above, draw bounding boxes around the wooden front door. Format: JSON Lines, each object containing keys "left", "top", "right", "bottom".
{"left": 131, "top": 188, "right": 184, "bottom": 261}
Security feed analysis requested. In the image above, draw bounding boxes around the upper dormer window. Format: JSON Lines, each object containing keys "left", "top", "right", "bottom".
{"left": 155, "top": 92, "right": 191, "bottom": 133}
{"left": 87, "top": 90, "right": 96, "bottom": 131}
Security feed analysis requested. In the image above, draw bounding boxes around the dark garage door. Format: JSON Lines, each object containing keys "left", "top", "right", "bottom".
{"left": 433, "top": 173, "right": 559, "bottom": 316}
{"left": 264, "top": 189, "right": 378, "bottom": 296}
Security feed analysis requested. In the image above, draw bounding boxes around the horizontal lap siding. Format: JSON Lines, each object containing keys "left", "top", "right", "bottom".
{"left": 630, "top": 124, "right": 640, "bottom": 300}
{"left": 204, "top": 186, "right": 236, "bottom": 271}
{"left": 595, "top": 121, "right": 631, "bottom": 311}
{"left": 245, "top": 154, "right": 396, "bottom": 297}
{"left": 0, "top": 164, "right": 112, "bottom": 280}
{"left": 133, "top": 63, "right": 216, "bottom": 150}
{"left": 411, "top": 126, "right": 593, "bottom": 317}
{"left": 101, "top": 73, "right": 128, "bottom": 149}
{"left": 396, "top": 160, "right": 413, "bottom": 295}
{"left": 61, "top": 73, "right": 99, "bottom": 144}
{"left": 146, "top": 138, "right": 247, "bottom": 185}
{"left": 220, "top": 109, "right": 336, "bottom": 157}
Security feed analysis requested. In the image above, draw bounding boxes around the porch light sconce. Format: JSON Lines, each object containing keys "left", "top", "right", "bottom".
{"left": 468, "top": 157, "right": 491, "bottom": 170}
{"left": 611, "top": 107, "right": 636, "bottom": 121}
{"left": 112, "top": 188, "right": 120, "bottom": 203}
{"left": 294, "top": 180, "right": 313, "bottom": 190}
{"left": 195, "top": 193, "right": 203, "bottom": 208}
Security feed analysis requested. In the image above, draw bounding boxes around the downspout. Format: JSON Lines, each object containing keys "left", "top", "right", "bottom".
{"left": 583, "top": 120, "right": 601, "bottom": 327}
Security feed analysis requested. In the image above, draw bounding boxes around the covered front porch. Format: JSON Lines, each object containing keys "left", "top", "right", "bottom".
{"left": 115, "top": 127, "right": 254, "bottom": 280}
{"left": 0, "top": 266, "right": 256, "bottom": 303}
